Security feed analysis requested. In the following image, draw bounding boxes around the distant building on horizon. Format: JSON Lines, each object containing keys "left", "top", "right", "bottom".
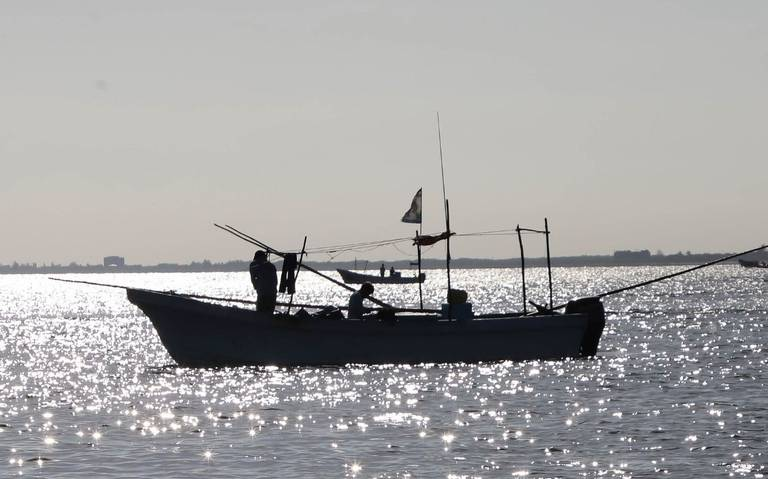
{"left": 613, "top": 250, "right": 652, "bottom": 262}
{"left": 103, "top": 256, "right": 125, "bottom": 267}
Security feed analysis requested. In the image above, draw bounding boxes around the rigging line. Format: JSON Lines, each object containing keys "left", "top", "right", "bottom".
{"left": 455, "top": 231, "right": 541, "bottom": 238}
{"left": 417, "top": 244, "right": 438, "bottom": 255}
{"left": 308, "top": 243, "right": 406, "bottom": 255}
{"left": 323, "top": 243, "right": 402, "bottom": 257}
{"left": 457, "top": 228, "right": 519, "bottom": 235}
{"left": 456, "top": 228, "right": 546, "bottom": 236}
{"left": 313, "top": 228, "right": 544, "bottom": 253}
{"left": 269, "top": 227, "right": 548, "bottom": 257}
{"left": 456, "top": 233, "right": 516, "bottom": 238}
{"left": 306, "top": 240, "right": 403, "bottom": 253}
{"left": 310, "top": 228, "right": 543, "bottom": 252}
{"left": 391, "top": 242, "right": 414, "bottom": 256}
{"left": 325, "top": 242, "right": 407, "bottom": 260}
{"left": 304, "top": 236, "right": 413, "bottom": 253}
{"left": 323, "top": 242, "right": 401, "bottom": 256}
{"left": 551, "top": 243, "right": 767, "bottom": 310}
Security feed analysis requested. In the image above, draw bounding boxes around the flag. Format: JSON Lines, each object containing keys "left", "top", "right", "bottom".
{"left": 401, "top": 188, "right": 422, "bottom": 224}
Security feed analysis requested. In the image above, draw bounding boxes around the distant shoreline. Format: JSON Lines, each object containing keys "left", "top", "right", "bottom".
{"left": 2, "top": 251, "right": 764, "bottom": 275}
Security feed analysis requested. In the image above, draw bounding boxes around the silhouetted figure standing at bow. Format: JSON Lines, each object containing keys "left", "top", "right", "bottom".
{"left": 250, "top": 250, "right": 277, "bottom": 314}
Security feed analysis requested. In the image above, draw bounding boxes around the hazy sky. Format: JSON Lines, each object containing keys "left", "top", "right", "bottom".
{"left": 2, "top": 1, "right": 766, "bottom": 265}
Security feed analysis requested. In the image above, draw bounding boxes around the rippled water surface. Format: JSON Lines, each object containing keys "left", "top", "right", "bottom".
{"left": 1, "top": 267, "right": 767, "bottom": 478}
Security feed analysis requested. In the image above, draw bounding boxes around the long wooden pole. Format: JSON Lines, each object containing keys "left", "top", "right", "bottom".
{"left": 445, "top": 200, "right": 452, "bottom": 299}
{"left": 516, "top": 225, "right": 527, "bottom": 314}
{"left": 416, "top": 228, "right": 423, "bottom": 310}
{"left": 215, "top": 224, "right": 396, "bottom": 309}
{"left": 437, "top": 113, "right": 447, "bottom": 214}
{"left": 436, "top": 113, "right": 452, "bottom": 308}
{"left": 48, "top": 277, "right": 439, "bottom": 313}
{"left": 551, "top": 243, "right": 767, "bottom": 310}
{"left": 545, "top": 218, "right": 553, "bottom": 309}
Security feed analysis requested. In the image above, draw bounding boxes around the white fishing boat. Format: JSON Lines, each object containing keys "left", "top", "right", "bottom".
{"left": 336, "top": 268, "right": 425, "bottom": 284}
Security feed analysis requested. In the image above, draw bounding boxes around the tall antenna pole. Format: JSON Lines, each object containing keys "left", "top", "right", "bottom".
{"left": 517, "top": 225, "right": 527, "bottom": 315}
{"left": 545, "top": 218, "right": 553, "bottom": 309}
{"left": 416, "top": 193, "right": 425, "bottom": 309}
{"left": 416, "top": 228, "right": 423, "bottom": 310}
{"left": 436, "top": 113, "right": 452, "bottom": 306}
{"left": 445, "top": 200, "right": 452, "bottom": 298}
{"left": 437, "top": 113, "right": 447, "bottom": 217}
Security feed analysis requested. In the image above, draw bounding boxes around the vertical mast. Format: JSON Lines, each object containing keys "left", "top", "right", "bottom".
{"left": 445, "top": 200, "right": 452, "bottom": 297}
{"left": 436, "top": 113, "right": 452, "bottom": 301}
{"left": 417, "top": 193, "right": 424, "bottom": 310}
{"left": 416, "top": 228, "right": 423, "bottom": 310}
{"left": 517, "top": 225, "right": 527, "bottom": 314}
{"left": 437, "top": 113, "right": 447, "bottom": 216}
{"left": 545, "top": 218, "right": 553, "bottom": 309}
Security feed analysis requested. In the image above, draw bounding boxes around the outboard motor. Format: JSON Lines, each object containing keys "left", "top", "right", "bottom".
{"left": 565, "top": 297, "right": 605, "bottom": 357}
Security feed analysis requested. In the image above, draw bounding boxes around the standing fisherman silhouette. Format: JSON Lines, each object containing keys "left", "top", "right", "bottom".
{"left": 379, "top": 264, "right": 385, "bottom": 278}
{"left": 250, "top": 250, "right": 277, "bottom": 314}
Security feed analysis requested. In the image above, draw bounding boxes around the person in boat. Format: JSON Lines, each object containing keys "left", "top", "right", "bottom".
{"left": 380, "top": 264, "right": 385, "bottom": 278}
{"left": 348, "top": 282, "right": 374, "bottom": 319}
{"left": 249, "top": 250, "right": 277, "bottom": 314}
{"left": 389, "top": 266, "right": 400, "bottom": 277}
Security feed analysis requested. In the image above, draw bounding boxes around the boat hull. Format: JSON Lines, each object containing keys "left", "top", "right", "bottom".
{"left": 127, "top": 289, "right": 604, "bottom": 367}
{"left": 739, "top": 259, "right": 768, "bottom": 268}
{"left": 337, "top": 269, "right": 426, "bottom": 284}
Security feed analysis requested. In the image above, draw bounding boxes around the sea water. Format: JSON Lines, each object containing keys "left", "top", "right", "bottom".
{"left": 0, "top": 266, "right": 766, "bottom": 478}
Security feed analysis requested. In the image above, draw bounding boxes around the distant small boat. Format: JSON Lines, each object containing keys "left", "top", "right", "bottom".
{"left": 738, "top": 259, "right": 768, "bottom": 268}
{"left": 337, "top": 269, "right": 426, "bottom": 284}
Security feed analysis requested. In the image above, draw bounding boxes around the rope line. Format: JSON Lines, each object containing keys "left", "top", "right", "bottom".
{"left": 301, "top": 228, "right": 545, "bottom": 256}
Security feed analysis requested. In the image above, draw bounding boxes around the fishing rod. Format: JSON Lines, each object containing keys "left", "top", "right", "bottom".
{"left": 551, "top": 244, "right": 767, "bottom": 310}
{"left": 48, "top": 277, "right": 438, "bottom": 314}
{"left": 214, "top": 223, "right": 399, "bottom": 310}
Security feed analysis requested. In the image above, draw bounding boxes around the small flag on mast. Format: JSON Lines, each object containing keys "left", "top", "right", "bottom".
{"left": 401, "top": 188, "right": 422, "bottom": 224}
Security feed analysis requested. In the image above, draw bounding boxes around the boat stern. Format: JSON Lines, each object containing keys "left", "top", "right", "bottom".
{"left": 565, "top": 297, "right": 605, "bottom": 357}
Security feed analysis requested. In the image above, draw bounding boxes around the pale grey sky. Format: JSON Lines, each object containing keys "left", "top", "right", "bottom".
{"left": 1, "top": 1, "right": 766, "bottom": 265}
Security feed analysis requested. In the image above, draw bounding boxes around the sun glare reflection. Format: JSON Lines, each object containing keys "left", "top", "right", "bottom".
{"left": 0, "top": 268, "right": 765, "bottom": 477}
